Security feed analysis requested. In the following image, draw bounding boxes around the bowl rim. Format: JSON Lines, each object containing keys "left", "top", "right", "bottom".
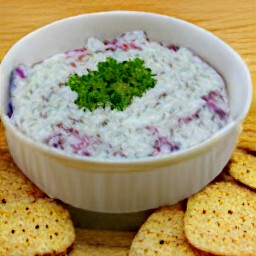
{"left": 0, "top": 10, "right": 252, "bottom": 170}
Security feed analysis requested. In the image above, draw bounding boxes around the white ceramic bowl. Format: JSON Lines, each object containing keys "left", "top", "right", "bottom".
{"left": 0, "top": 11, "right": 252, "bottom": 213}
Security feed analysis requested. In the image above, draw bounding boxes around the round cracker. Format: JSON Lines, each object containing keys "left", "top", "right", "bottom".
{"left": 0, "top": 152, "right": 44, "bottom": 202}
{"left": 129, "top": 204, "right": 210, "bottom": 256}
{"left": 0, "top": 198, "right": 75, "bottom": 256}
{"left": 0, "top": 151, "right": 75, "bottom": 255}
{"left": 229, "top": 148, "right": 256, "bottom": 189}
{"left": 238, "top": 115, "right": 256, "bottom": 151}
{"left": 184, "top": 181, "right": 256, "bottom": 256}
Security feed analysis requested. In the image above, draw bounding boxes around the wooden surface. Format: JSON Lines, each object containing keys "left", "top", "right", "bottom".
{"left": 0, "top": 0, "right": 255, "bottom": 255}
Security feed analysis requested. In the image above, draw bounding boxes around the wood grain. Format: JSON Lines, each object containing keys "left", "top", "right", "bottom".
{"left": 0, "top": 0, "right": 255, "bottom": 255}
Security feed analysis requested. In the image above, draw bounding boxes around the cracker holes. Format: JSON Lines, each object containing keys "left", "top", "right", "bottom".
{"left": 159, "top": 240, "right": 165, "bottom": 245}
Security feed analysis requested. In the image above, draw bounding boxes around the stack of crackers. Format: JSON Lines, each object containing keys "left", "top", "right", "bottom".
{"left": 129, "top": 147, "right": 256, "bottom": 255}
{"left": 0, "top": 151, "right": 75, "bottom": 256}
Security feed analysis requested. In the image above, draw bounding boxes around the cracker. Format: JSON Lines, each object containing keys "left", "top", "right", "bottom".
{"left": 238, "top": 114, "right": 256, "bottom": 151}
{"left": 0, "top": 152, "right": 44, "bottom": 202}
{"left": 184, "top": 181, "right": 256, "bottom": 256}
{"left": 129, "top": 204, "right": 210, "bottom": 256}
{"left": 0, "top": 198, "right": 75, "bottom": 256}
{"left": 0, "top": 151, "right": 75, "bottom": 255}
{"left": 229, "top": 148, "right": 256, "bottom": 189}
{"left": 0, "top": 122, "right": 9, "bottom": 151}
{"left": 238, "top": 132, "right": 256, "bottom": 151}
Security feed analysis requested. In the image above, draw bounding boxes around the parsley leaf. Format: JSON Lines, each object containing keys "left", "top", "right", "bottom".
{"left": 67, "top": 57, "right": 157, "bottom": 111}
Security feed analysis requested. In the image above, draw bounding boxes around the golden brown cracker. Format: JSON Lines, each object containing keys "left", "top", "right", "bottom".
{"left": 0, "top": 151, "right": 75, "bottom": 255}
{"left": 238, "top": 132, "right": 256, "bottom": 151}
{"left": 0, "top": 198, "right": 75, "bottom": 256}
{"left": 238, "top": 114, "right": 256, "bottom": 151}
{"left": 129, "top": 204, "right": 210, "bottom": 256}
{"left": 229, "top": 148, "right": 256, "bottom": 189}
{"left": 0, "top": 152, "right": 44, "bottom": 202}
{"left": 184, "top": 181, "right": 256, "bottom": 256}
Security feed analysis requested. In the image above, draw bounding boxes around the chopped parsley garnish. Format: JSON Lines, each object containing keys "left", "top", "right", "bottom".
{"left": 67, "top": 57, "right": 157, "bottom": 111}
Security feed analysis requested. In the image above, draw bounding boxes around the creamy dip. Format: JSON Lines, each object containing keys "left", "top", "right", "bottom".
{"left": 9, "top": 31, "right": 230, "bottom": 159}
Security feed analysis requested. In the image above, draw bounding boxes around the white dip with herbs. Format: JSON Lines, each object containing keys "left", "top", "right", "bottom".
{"left": 9, "top": 31, "right": 230, "bottom": 159}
